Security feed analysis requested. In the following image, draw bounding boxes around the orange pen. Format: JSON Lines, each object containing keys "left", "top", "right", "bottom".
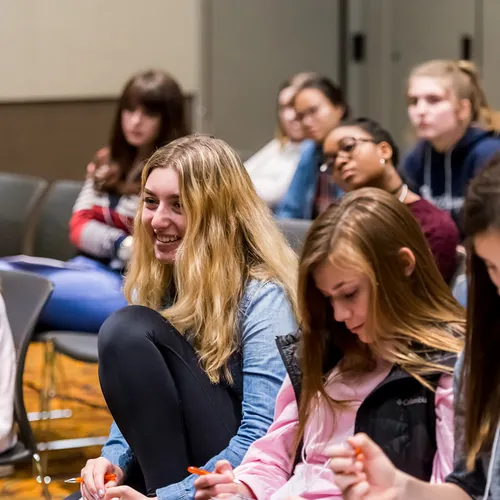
{"left": 188, "top": 466, "right": 211, "bottom": 476}
{"left": 188, "top": 465, "right": 242, "bottom": 485}
{"left": 64, "top": 473, "right": 117, "bottom": 484}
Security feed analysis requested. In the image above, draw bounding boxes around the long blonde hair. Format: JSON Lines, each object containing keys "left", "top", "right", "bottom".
{"left": 409, "top": 59, "right": 500, "bottom": 132}
{"left": 124, "top": 134, "right": 298, "bottom": 383}
{"left": 296, "top": 188, "right": 465, "bottom": 447}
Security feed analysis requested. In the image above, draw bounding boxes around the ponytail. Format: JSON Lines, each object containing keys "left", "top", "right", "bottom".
{"left": 458, "top": 60, "right": 500, "bottom": 133}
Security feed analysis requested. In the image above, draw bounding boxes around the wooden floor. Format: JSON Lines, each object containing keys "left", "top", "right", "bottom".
{"left": 0, "top": 342, "right": 112, "bottom": 499}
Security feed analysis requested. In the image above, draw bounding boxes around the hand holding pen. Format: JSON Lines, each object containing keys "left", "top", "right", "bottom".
{"left": 192, "top": 460, "right": 254, "bottom": 500}
{"left": 71, "top": 457, "right": 124, "bottom": 499}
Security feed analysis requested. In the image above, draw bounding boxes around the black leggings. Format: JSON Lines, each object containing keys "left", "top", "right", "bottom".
{"left": 97, "top": 305, "right": 241, "bottom": 495}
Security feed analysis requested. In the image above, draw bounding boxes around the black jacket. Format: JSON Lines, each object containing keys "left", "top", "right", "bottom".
{"left": 275, "top": 331, "right": 456, "bottom": 481}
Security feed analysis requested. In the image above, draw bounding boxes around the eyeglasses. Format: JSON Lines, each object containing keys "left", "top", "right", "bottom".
{"left": 324, "top": 137, "right": 376, "bottom": 169}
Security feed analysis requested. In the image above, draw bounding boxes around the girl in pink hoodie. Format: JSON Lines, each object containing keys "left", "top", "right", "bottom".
{"left": 194, "top": 188, "right": 464, "bottom": 500}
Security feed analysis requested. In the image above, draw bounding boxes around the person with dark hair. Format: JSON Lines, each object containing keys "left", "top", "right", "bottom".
{"left": 0, "top": 69, "right": 188, "bottom": 333}
{"left": 275, "top": 76, "right": 349, "bottom": 219}
{"left": 245, "top": 72, "right": 316, "bottom": 210}
{"left": 328, "top": 153, "right": 500, "bottom": 500}
{"left": 323, "top": 117, "right": 460, "bottom": 283}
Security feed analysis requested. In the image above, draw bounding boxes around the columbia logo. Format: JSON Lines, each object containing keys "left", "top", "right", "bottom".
{"left": 396, "top": 397, "right": 427, "bottom": 406}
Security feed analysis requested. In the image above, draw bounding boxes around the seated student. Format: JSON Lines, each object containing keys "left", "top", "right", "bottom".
{"left": 275, "top": 76, "right": 349, "bottom": 219}
{"left": 194, "top": 188, "right": 464, "bottom": 500}
{"left": 403, "top": 59, "right": 500, "bottom": 227}
{"left": 323, "top": 117, "right": 460, "bottom": 283}
{"left": 245, "top": 72, "right": 315, "bottom": 211}
{"left": 72, "top": 135, "right": 298, "bottom": 500}
{"left": 0, "top": 69, "right": 188, "bottom": 333}
{"left": 0, "top": 288, "right": 16, "bottom": 466}
{"left": 328, "top": 154, "right": 500, "bottom": 500}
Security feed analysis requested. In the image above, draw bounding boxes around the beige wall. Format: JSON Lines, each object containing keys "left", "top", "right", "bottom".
{"left": 0, "top": 0, "right": 200, "bottom": 100}
{"left": 0, "top": 0, "right": 199, "bottom": 180}
{"left": 200, "top": 0, "right": 340, "bottom": 158}
{"left": 0, "top": 96, "right": 193, "bottom": 182}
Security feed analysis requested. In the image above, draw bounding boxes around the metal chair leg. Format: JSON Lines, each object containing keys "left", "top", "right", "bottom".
{"left": 29, "top": 340, "right": 73, "bottom": 422}
{"left": 35, "top": 343, "right": 109, "bottom": 454}
{"left": 32, "top": 452, "right": 52, "bottom": 500}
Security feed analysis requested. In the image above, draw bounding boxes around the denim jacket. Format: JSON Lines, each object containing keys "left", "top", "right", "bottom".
{"left": 101, "top": 279, "right": 297, "bottom": 500}
{"left": 274, "top": 140, "right": 321, "bottom": 219}
{"left": 446, "top": 351, "right": 500, "bottom": 498}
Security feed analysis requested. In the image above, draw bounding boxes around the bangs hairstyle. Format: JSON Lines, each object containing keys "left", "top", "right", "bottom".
{"left": 110, "top": 69, "right": 189, "bottom": 178}
{"left": 295, "top": 188, "right": 464, "bottom": 448}
{"left": 124, "top": 134, "right": 299, "bottom": 383}
{"left": 408, "top": 59, "right": 500, "bottom": 132}
{"left": 462, "top": 153, "right": 500, "bottom": 469}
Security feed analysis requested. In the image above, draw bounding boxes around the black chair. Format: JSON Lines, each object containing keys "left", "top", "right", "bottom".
{"left": 0, "top": 173, "right": 48, "bottom": 257}
{"left": 276, "top": 218, "right": 312, "bottom": 254}
{"left": 0, "top": 270, "right": 53, "bottom": 499}
{"left": 32, "top": 180, "right": 83, "bottom": 260}
{"left": 30, "top": 179, "right": 106, "bottom": 451}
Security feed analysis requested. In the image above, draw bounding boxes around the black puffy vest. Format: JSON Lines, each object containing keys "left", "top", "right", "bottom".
{"left": 276, "top": 331, "right": 456, "bottom": 481}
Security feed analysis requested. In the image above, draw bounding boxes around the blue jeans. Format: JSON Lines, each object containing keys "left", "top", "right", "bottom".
{"left": 0, "top": 255, "right": 127, "bottom": 333}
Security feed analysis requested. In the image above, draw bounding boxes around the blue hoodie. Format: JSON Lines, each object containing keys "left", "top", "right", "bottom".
{"left": 403, "top": 127, "right": 500, "bottom": 223}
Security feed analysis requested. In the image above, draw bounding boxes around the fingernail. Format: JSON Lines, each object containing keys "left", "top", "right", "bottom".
{"left": 94, "top": 495, "right": 100, "bottom": 500}
{"left": 98, "top": 490, "right": 104, "bottom": 497}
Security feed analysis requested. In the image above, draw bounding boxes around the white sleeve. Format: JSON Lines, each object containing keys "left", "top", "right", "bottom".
{"left": 0, "top": 294, "right": 17, "bottom": 454}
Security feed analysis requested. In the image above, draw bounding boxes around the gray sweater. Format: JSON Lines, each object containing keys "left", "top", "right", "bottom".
{"left": 446, "top": 352, "right": 500, "bottom": 498}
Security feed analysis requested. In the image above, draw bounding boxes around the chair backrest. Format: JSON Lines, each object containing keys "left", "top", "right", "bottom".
{"left": 32, "top": 180, "right": 83, "bottom": 261}
{"left": 0, "top": 270, "right": 53, "bottom": 351}
{"left": 276, "top": 218, "right": 312, "bottom": 255}
{"left": 0, "top": 270, "right": 53, "bottom": 453}
{"left": 0, "top": 173, "right": 48, "bottom": 257}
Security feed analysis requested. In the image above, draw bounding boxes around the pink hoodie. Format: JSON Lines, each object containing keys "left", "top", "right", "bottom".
{"left": 235, "top": 361, "right": 454, "bottom": 500}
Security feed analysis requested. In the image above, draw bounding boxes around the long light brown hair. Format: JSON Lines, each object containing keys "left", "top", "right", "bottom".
{"left": 408, "top": 59, "right": 500, "bottom": 133}
{"left": 124, "top": 134, "right": 298, "bottom": 383}
{"left": 296, "top": 188, "right": 464, "bottom": 447}
{"left": 462, "top": 153, "right": 500, "bottom": 469}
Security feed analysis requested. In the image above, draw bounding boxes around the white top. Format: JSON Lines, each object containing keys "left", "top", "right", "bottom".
{"left": 245, "top": 139, "right": 303, "bottom": 208}
{"left": 0, "top": 293, "right": 16, "bottom": 454}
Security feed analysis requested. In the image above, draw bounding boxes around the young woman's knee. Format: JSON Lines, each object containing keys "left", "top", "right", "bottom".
{"left": 98, "top": 305, "right": 165, "bottom": 357}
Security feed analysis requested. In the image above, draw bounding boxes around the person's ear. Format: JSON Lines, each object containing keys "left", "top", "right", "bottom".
{"left": 398, "top": 247, "right": 416, "bottom": 276}
{"left": 457, "top": 98, "right": 472, "bottom": 123}
{"left": 377, "top": 142, "right": 393, "bottom": 164}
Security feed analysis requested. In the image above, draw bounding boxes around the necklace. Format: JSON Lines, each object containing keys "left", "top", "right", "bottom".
{"left": 389, "top": 182, "right": 403, "bottom": 194}
{"left": 398, "top": 183, "right": 409, "bottom": 203}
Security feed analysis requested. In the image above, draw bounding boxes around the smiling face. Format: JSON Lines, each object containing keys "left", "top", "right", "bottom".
{"left": 141, "top": 167, "right": 186, "bottom": 263}
{"left": 312, "top": 258, "right": 372, "bottom": 343}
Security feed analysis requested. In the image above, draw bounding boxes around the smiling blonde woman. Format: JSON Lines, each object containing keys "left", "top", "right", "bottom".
{"left": 72, "top": 135, "right": 299, "bottom": 500}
